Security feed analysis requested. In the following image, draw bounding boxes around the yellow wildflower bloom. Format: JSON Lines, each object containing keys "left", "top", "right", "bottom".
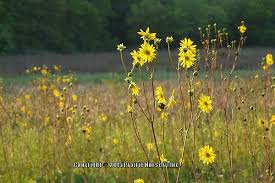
{"left": 139, "top": 42, "right": 156, "bottom": 63}
{"left": 21, "top": 106, "right": 26, "bottom": 113}
{"left": 41, "top": 69, "right": 48, "bottom": 76}
{"left": 266, "top": 53, "right": 273, "bottom": 66}
{"left": 72, "top": 94, "right": 78, "bottom": 101}
{"left": 160, "top": 154, "right": 168, "bottom": 163}
{"left": 41, "top": 85, "right": 48, "bottom": 92}
{"left": 131, "top": 83, "right": 140, "bottom": 96}
{"left": 179, "top": 38, "right": 197, "bottom": 54}
{"left": 155, "top": 86, "right": 166, "bottom": 109}
{"left": 146, "top": 143, "right": 154, "bottom": 151}
{"left": 178, "top": 50, "right": 196, "bottom": 69}
{"left": 66, "top": 117, "right": 73, "bottom": 122}
{"left": 167, "top": 89, "right": 176, "bottom": 109}
{"left": 112, "top": 138, "right": 119, "bottom": 145}
{"left": 127, "top": 105, "right": 133, "bottom": 113}
{"left": 99, "top": 114, "right": 108, "bottom": 122}
{"left": 271, "top": 115, "right": 275, "bottom": 125}
{"left": 258, "top": 119, "right": 268, "bottom": 128}
{"left": 59, "top": 101, "right": 64, "bottom": 108}
{"left": 131, "top": 50, "right": 145, "bottom": 67}
{"left": 262, "top": 65, "right": 267, "bottom": 70}
{"left": 53, "top": 65, "right": 60, "bottom": 71}
{"left": 53, "top": 89, "right": 60, "bottom": 97}
{"left": 25, "top": 95, "right": 31, "bottom": 100}
{"left": 137, "top": 27, "right": 156, "bottom": 41}
{"left": 239, "top": 21, "right": 247, "bottom": 34}
{"left": 82, "top": 126, "right": 92, "bottom": 137}
{"left": 199, "top": 145, "right": 216, "bottom": 165}
{"left": 198, "top": 94, "right": 213, "bottom": 113}
{"left": 134, "top": 178, "right": 144, "bottom": 183}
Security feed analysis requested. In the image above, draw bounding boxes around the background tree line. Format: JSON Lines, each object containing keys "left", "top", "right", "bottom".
{"left": 0, "top": 0, "right": 274, "bottom": 54}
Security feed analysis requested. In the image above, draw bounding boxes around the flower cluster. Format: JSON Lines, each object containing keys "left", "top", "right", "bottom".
{"left": 178, "top": 38, "right": 197, "bottom": 69}
{"left": 262, "top": 53, "right": 274, "bottom": 70}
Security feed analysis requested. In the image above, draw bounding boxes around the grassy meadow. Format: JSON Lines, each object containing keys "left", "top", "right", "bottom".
{"left": 0, "top": 23, "right": 275, "bottom": 183}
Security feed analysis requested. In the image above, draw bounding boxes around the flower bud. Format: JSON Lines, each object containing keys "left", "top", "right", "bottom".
{"left": 166, "top": 36, "right": 173, "bottom": 44}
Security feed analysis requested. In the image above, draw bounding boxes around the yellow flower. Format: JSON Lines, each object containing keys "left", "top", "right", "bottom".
{"left": 112, "top": 138, "right": 119, "bottom": 145}
{"left": 238, "top": 21, "right": 247, "bottom": 34}
{"left": 134, "top": 178, "right": 144, "bottom": 183}
{"left": 66, "top": 117, "right": 73, "bottom": 122}
{"left": 25, "top": 94, "right": 31, "bottom": 100}
{"left": 137, "top": 27, "right": 156, "bottom": 41}
{"left": 63, "top": 87, "right": 68, "bottom": 93}
{"left": 160, "top": 154, "right": 168, "bottom": 162}
{"left": 41, "top": 85, "right": 48, "bottom": 92}
{"left": 99, "top": 114, "right": 108, "bottom": 122}
{"left": 167, "top": 89, "right": 176, "bottom": 109}
{"left": 72, "top": 94, "right": 78, "bottom": 101}
{"left": 198, "top": 94, "right": 213, "bottom": 113}
{"left": 53, "top": 65, "right": 60, "bottom": 71}
{"left": 179, "top": 38, "right": 197, "bottom": 54}
{"left": 131, "top": 50, "right": 145, "bottom": 67}
{"left": 41, "top": 69, "right": 48, "bottom": 76}
{"left": 16, "top": 97, "right": 22, "bottom": 104}
{"left": 146, "top": 143, "right": 154, "bottom": 151}
{"left": 131, "top": 83, "right": 140, "bottom": 96}
{"left": 139, "top": 42, "right": 156, "bottom": 63}
{"left": 178, "top": 50, "right": 196, "bottom": 69}
{"left": 21, "top": 106, "right": 26, "bottom": 113}
{"left": 266, "top": 53, "right": 273, "bottom": 66}
{"left": 199, "top": 145, "right": 216, "bottom": 165}
{"left": 59, "top": 101, "right": 64, "bottom": 108}
{"left": 258, "top": 119, "right": 268, "bottom": 128}
{"left": 271, "top": 115, "right": 275, "bottom": 125}
{"left": 82, "top": 126, "right": 92, "bottom": 138}
{"left": 53, "top": 89, "right": 60, "bottom": 97}
{"left": 60, "top": 94, "right": 65, "bottom": 102}
{"left": 82, "top": 126, "right": 92, "bottom": 141}
{"left": 127, "top": 105, "right": 133, "bottom": 113}
{"left": 155, "top": 86, "right": 166, "bottom": 109}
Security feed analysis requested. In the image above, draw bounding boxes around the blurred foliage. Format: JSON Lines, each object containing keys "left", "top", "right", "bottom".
{"left": 0, "top": 0, "right": 274, "bottom": 54}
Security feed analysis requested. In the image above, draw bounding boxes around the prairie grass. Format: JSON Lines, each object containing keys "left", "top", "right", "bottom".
{"left": 0, "top": 22, "right": 274, "bottom": 183}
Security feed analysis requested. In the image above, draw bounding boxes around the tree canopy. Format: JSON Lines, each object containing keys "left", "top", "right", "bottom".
{"left": 0, "top": 0, "right": 274, "bottom": 54}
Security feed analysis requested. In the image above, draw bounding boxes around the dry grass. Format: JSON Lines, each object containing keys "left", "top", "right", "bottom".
{"left": 0, "top": 23, "right": 275, "bottom": 183}
{"left": 0, "top": 66, "right": 274, "bottom": 182}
